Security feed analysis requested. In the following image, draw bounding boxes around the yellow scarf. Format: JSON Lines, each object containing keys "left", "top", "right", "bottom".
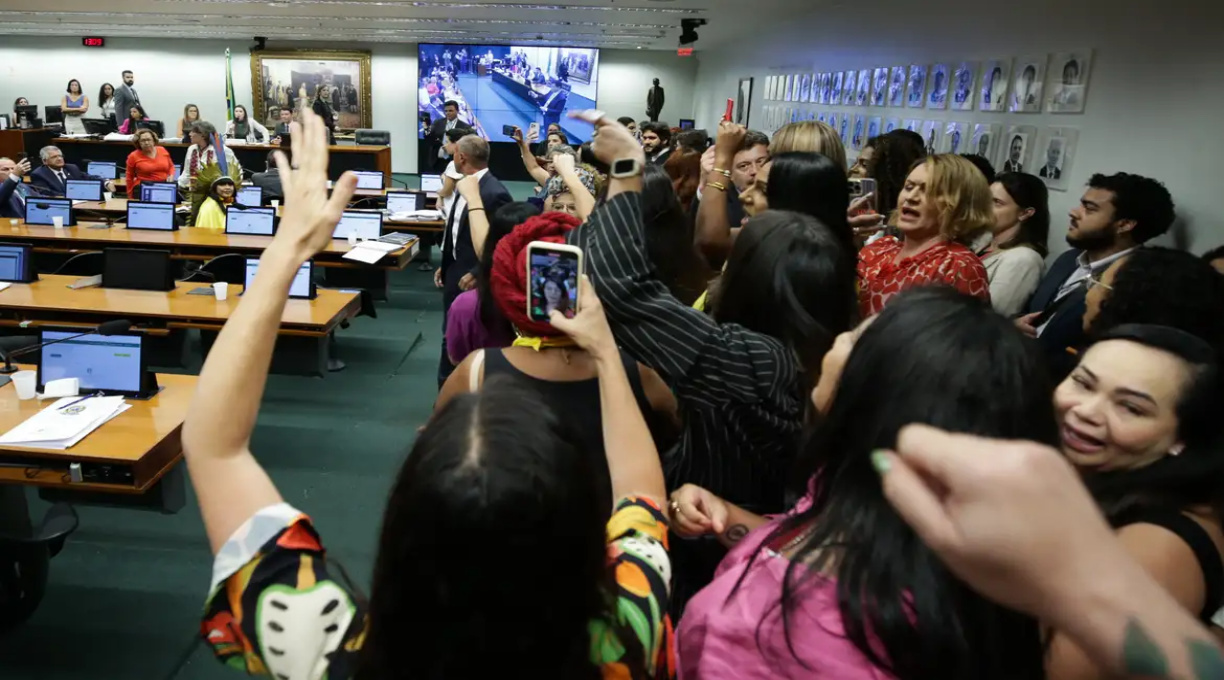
{"left": 512, "top": 335, "right": 577, "bottom": 351}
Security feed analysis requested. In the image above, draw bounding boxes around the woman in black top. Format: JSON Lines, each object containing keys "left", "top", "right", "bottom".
{"left": 571, "top": 115, "right": 858, "bottom": 615}
{"left": 311, "top": 84, "right": 336, "bottom": 143}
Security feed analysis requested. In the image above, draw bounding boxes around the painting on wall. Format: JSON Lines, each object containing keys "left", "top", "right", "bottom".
{"left": 1035, "top": 126, "right": 1080, "bottom": 191}
{"left": 1000, "top": 124, "right": 1037, "bottom": 173}
{"left": 251, "top": 49, "right": 372, "bottom": 130}
{"left": 1047, "top": 50, "right": 1092, "bottom": 113}
{"left": 970, "top": 123, "right": 1002, "bottom": 161}
{"left": 979, "top": 59, "right": 1011, "bottom": 112}
{"left": 1010, "top": 55, "right": 1047, "bottom": 113}
{"left": 951, "top": 62, "right": 977, "bottom": 111}
{"left": 736, "top": 77, "right": 754, "bottom": 126}
{"left": 907, "top": 65, "right": 928, "bottom": 108}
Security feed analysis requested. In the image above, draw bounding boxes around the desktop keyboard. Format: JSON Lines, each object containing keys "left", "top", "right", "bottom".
{"left": 378, "top": 233, "right": 415, "bottom": 246}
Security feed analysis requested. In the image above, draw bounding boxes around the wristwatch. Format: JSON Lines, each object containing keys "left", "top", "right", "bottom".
{"left": 610, "top": 157, "right": 643, "bottom": 179}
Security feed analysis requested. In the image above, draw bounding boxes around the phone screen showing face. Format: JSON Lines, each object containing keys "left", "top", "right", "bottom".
{"left": 527, "top": 245, "right": 582, "bottom": 322}
{"left": 502, "top": 124, "right": 518, "bottom": 137}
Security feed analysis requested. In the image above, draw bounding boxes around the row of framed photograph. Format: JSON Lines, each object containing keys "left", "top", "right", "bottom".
{"left": 762, "top": 51, "right": 1093, "bottom": 115}
{"left": 761, "top": 105, "right": 1080, "bottom": 192}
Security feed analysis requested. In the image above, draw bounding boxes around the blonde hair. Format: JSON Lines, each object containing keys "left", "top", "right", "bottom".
{"left": 132, "top": 128, "right": 160, "bottom": 148}
{"left": 916, "top": 154, "right": 993, "bottom": 242}
{"left": 771, "top": 121, "right": 847, "bottom": 170}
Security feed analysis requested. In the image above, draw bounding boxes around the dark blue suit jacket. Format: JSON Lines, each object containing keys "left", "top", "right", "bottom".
{"left": 440, "top": 171, "right": 512, "bottom": 309}
{"left": 1026, "top": 249, "right": 1085, "bottom": 378}
{"left": 29, "top": 164, "right": 103, "bottom": 196}
{"left": 0, "top": 177, "right": 50, "bottom": 219}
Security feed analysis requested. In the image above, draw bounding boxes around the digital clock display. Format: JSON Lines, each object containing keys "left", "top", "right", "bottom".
{"left": 82, "top": 37, "right": 105, "bottom": 47}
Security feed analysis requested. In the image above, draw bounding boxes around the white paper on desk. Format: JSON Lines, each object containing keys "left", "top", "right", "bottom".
{"left": 341, "top": 247, "right": 385, "bottom": 264}
{"left": 103, "top": 133, "right": 134, "bottom": 141}
{"left": 0, "top": 283, "right": 11, "bottom": 293}
{"left": 397, "top": 209, "right": 443, "bottom": 221}
{"left": 356, "top": 240, "right": 400, "bottom": 252}
{"left": 0, "top": 396, "right": 130, "bottom": 450}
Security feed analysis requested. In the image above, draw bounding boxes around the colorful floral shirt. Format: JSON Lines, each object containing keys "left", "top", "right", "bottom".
{"left": 201, "top": 496, "right": 675, "bottom": 680}
{"left": 857, "top": 236, "right": 990, "bottom": 317}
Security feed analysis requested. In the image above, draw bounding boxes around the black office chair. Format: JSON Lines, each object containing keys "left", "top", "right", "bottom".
{"left": 0, "top": 503, "right": 78, "bottom": 631}
{"left": 50, "top": 252, "right": 104, "bottom": 276}
{"left": 355, "top": 129, "right": 390, "bottom": 145}
{"left": 181, "top": 253, "right": 246, "bottom": 285}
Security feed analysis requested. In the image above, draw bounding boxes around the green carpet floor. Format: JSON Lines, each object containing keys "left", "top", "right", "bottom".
{"left": 0, "top": 261, "right": 446, "bottom": 679}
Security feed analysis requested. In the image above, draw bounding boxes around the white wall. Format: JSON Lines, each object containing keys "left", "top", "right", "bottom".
{"left": 690, "top": 0, "right": 1224, "bottom": 255}
{"left": 0, "top": 37, "right": 691, "bottom": 174}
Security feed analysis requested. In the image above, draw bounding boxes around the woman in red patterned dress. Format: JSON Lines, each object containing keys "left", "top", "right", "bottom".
{"left": 858, "top": 154, "right": 993, "bottom": 317}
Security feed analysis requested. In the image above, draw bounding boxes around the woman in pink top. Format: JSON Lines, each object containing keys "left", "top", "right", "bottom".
{"left": 672, "top": 287, "right": 1057, "bottom": 679}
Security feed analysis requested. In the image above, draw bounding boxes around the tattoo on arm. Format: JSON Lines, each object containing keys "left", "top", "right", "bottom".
{"left": 1122, "top": 618, "right": 1224, "bottom": 680}
{"left": 722, "top": 524, "right": 749, "bottom": 544}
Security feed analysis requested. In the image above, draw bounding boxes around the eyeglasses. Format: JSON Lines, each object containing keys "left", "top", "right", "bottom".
{"left": 1086, "top": 275, "right": 1114, "bottom": 292}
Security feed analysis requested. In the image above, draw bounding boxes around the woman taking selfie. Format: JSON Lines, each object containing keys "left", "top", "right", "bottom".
{"left": 189, "top": 111, "right": 675, "bottom": 680}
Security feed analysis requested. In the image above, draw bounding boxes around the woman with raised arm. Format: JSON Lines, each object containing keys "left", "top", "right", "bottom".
{"left": 186, "top": 110, "right": 675, "bottom": 680}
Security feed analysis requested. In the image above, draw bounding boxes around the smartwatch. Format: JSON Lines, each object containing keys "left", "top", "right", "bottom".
{"left": 610, "top": 157, "right": 643, "bottom": 179}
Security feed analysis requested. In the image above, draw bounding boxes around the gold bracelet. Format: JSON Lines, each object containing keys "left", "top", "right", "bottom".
{"left": 712, "top": 167, "right": 732, "bottom": 178}
{"left": 705, "top": 181, "right": 727, "bottom": 192}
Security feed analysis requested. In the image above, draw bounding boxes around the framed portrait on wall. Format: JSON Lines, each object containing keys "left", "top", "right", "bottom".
{"left": 736, "top": 77, "right": 754, "bottom": 126}
{"left": 871, "top": 67, "right": 889, "bottom": 106}
{"left": 1047, "top": 50, "right": 1093, "bottom": 113}
{"left": 250, "top": 49, "right": 372, "bottom": 130}
{"left": 867, "top": 116, "right": 883, "bottom": 140}
{"left": 927, "top": 64, "right": 950, "bottom": 110}
{"left": 920, "top": 120, "right": 942, "bottom": 155}
{"left": 1035, "top": 127, "right": 1080, "bottom": 191}
{"left": 1010, "top": 56, "right": 1047, "bottom": 113}
{"left": 851, "top": 114, "right": 867, "bottom": 150}
{"left": 1000, "top": 125, "right": 1037, "bottom": 173}
{"left": 884, "top": 117, "right": 900, "bottom": 133}
{"left": 856, "top": 69, "right": 871, "bottom": 106}
{"left": 831, "top": 72, "right": 844, "bottom": 105}
{"left": 888, "top": 67, "right": 906, "bottom": 108}
{"left": 842, "top": 70, "right": 857, "bottom": 105}
{"left": 903, "top": 119, "right": 921, "bottom": 132}
{"left": 907, "top": 65, "right": 928, "bottom": 108}
{"left": 970, "top": 123, "right": 1002, "bottom": 160}
{"left": 951, "top": 62, "right": 977, "bottom": 111}
{"left": 799, "top": 73, "right": 812, "bottom": 103}
{"left": 839, "top": 113, "right": 851, "bottom": 146}
{"left": 942, "top": 121, "right": 967, "bottom": 154}
{"left": 979, "top": 59, "right": 1011, "bottom": 112}
{"left": 826, "top": 112, "right": 840, "bottom": 134}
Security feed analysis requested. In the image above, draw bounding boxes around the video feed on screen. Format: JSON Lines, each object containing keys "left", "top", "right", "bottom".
{"left": 417, "top": 43, "right": 600, "bottom": 145}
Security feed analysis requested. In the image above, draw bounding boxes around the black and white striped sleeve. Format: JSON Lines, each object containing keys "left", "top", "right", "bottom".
{"left": 574, "top": 191, "right": 797, "bottom": 410}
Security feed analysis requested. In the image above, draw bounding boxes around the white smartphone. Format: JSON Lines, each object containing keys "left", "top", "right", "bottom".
{"left": 526, "top": 241, "right": 584, "bottom": 323}
{"left": 528, "top": 122, "right": 540, "bottom": 140}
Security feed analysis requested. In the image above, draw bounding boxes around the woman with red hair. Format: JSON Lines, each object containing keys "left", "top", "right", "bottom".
{"left": 436, "top": 211, "right": 679, "bottom": 512}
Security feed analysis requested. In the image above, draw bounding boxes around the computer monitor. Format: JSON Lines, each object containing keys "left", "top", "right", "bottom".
{"left": 136, "top": 120, "right": 165, "bottom": 137}
{"left": 0, "top": 244, "right": 37, "bottom": 283}
{"left": 244, "top": 257, "right": 314, "bottom": 299}
{"left": 169, "top": 164, "right": 182, "bottom": 182}
{"left": 86, "top": 161, "right": 118, "bottom": 180}
{"left": 385, "top": 191, "right": 425, "bottom": 214}
{"left": 235, "top": 186, "right": 262, "bottom": 206}
{"left": 333, "top": 211, "right": 383, "bottom": 240}
{"left": 82, "top": 118, "right": 112, "bottom": 135}
{"left": 226, "top": 206, "right": 276, "bottom": 236}
{"left": 13, "top": 105, "right": 37, "bottom": 127}
{"left": 38, "top": 330, "right": 149, "bottom": 397}
{"left": 0, "top": 113, "right": 9, "bottom": 130}
{"left": 44, "top": 106, "right": 64, "bottom": 126}
{"left": 25, "top": 198, "right": 74, "bottom": 226}
{"left": 125, "top": 202, "right": 177, "bottom": 231}
{"left": 102, "top": 248, "right": 175, "bottom": 291}
{"left": 420, "top": 174, "right": 442, "bottom": 193}
{"left": 353, "top": 171, "right": 385, "bottom": 191}
{"left": 678, "top": 118, "right": 696, "bottom": 130}
{"left": 139, "top": 181, "right": 178, "bottom": 204}
{"left": 65, "top": 179, "right": 104, "bottom": 201}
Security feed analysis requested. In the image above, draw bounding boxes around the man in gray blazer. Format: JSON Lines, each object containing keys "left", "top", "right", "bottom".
{"left": 249, "top": 151, "right": 283, "bottom": 201}
{"left": 112, "top": 70, "right": 141, "bottom": 125}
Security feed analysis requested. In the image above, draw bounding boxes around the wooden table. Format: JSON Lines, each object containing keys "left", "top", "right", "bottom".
{"left": 0, "top": 217, "right": 418, "bottom": 272}
{"left": 51, "top": 137, "right": 392, "bottom": 183}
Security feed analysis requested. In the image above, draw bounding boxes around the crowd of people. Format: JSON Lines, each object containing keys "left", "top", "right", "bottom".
{"left": 170, "top": 106, "right": 1224, "bottom": 680}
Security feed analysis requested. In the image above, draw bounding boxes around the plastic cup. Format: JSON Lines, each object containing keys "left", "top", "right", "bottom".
{"left": 52, "top": 215, "right": 64, "bottom": 229}
{"left": 103, "top": 191, "right": 113, "bottom": 203}
{"left": 12, "top": 370, "right": 36, "bottom": 400}
{"left": 213, "top": 281, "right": 229, "bottom": 301}
{"left": 271, "top": 199, "right": 279, "bottom": 209}
{"left": 347, "top": 231, "right": 358, "bottom": 246}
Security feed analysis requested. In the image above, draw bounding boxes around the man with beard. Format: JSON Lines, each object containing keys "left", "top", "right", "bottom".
{"left": 641, "top": 121, "right": 673, "bottom": 165}
{"left": 1016, "top": 172, "right": 1175, "bottom": 376}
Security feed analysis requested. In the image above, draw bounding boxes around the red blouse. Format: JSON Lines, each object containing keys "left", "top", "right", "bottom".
{"left": 125, "top": 146, "right": 175, "bottom": 197}
{"left": 857, "top": 236, "right": 990, "bottom": 317}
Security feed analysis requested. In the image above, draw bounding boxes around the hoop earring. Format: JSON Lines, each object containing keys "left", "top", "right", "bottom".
{"left": 1169, "top": 443, "right": 1185, "bottom": 457}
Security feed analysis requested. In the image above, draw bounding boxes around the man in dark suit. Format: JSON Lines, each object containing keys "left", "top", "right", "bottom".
{"left": 646, "top": 78, "right": 665, "bottom": 122}
{"left": 536, "top": 83, "right": 569, "bottom": 132}
{"left": 270, "top": 108, "right": 294, "bottom": 143}
{"left": 423, "top": 100, "right": 472, "bottom": 173}
{"left": 1038, "top": 141, "right": 1063, "bottom": 180}
{"left": 113, "top": 70, "right": 140, "bottom": 127}
{"left": 250, "top": 151, "right": 283, "bottom": 202}
{"left": 435, "top": 135, "right": 512, "bottom": 387}
{"left": 29, "top": 146, "right": 115, "bottom": 196}
{"left": 1017, "top": 172, "right": 1175, "bottom": 378}
{"left": 641, "top": 121, "right": 672, "bottom": 165}
{"left": 0, "top": 157, "right": 50, "bottom": 219}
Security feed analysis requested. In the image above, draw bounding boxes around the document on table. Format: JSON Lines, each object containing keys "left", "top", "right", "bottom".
{"left": 341, "top": 240, "right": 400, "bottom": 264}
{"left": 0, "top": 396, "right": 130, "bottom": 449}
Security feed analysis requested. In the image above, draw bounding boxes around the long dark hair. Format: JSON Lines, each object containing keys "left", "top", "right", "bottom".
{"left": 126, "top": 104, "right": 147, "bottom": 123}
{"left": 98, "top": 83, "right": 114, "bottom": 106}
{"left": 871, "top": 131, "right": 927, "bottom": 217}
{"left": 765, "top": 152, "right": 854, "bottom": 255}
{"left": 710, "top": 210, "right": 857, "bottom": 386}
{"left": 993, "top": 172, "right": 1050, "bottom": 257}
{"left": 1079, "top": 324, "right": 1224, "bottom": 519}
{"left": 743, "top": 287, "right": 1053, "bottom": 678}
{"left": 66, "top": 79, "right": 82, "bottom": 96}
{"left": 1087, "top": 247, "right": 1224, "bottom": 346}
{"left": 357, "top": 378, "right": 645, "bottom": 679}
{"left": 642, "top": 164, "right": 711, "bottom": 306}
{"left": 477, "top": 202, "right": 541, "bottom": 334}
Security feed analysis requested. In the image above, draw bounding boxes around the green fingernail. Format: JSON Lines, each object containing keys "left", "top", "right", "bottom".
{"left": 871, "top": 450, "right": 891, "bottom": 475}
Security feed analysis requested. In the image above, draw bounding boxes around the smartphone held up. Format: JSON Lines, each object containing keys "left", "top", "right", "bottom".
{"left": 526, "top": 241, "right": 584, "bottom": 323}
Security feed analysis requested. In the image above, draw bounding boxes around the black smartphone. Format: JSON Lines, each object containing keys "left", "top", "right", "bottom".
{"left": 526, "top": 241, "right": 583, "bottom": 323}
{"left": 502, "top": 124, "right": 519, "bottom": 137}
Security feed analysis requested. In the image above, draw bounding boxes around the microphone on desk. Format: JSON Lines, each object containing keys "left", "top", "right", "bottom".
{"left": 0, "top": 319, "right": 133, "bottom": 375}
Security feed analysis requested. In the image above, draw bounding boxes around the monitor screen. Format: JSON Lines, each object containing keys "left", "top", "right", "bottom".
{"left": 65, "top": 179, "right": 103, "bottom": 201}
{"left": 40, "top": 331, "right": 143, "bottom": 393}
{"left": 0, "top": 244, "right": 29, "bottom": 282}
{"left": 140, "top": 182, "right": 178, "bottom": 204}
{"left": 25, "top": 198, "right": 72, "bottom": 226}
{"left": 102, "top": 248, "right": 171, "bottom": 290}
{"left": 333, "top": 211, "right": 383, "bottom": 240}
{"left": 125, "top": 202, "right": 176, "bottom": 230}
{"left": 417, "top": 43, "right": 600, "bottom": 144}
{"left": 235, "top": 186, "right": 262, "bottom": 206}
{"left": 386, "top": 191, "right": 425, "bottom": 214}
{"left": 353, "top": 171, "right": 385, "bottom": 190}
{"left": 86, "top": 161, "right": 118, "bottom": 179}
{"left": 170, "top": 164, "right": 181, "bottom": 181}
{"left": 226, "top": 207, "right": 275, "bottom": 236}
{"left": 420, "top": 174, "right": 443, "bottom": 193}
{"left": 245, "top": 257, "right": 312, "bottom": 298}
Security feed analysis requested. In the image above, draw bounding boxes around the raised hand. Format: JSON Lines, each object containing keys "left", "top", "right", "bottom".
{"left": 270, "top": 109, "right": 356, "bottom": 262}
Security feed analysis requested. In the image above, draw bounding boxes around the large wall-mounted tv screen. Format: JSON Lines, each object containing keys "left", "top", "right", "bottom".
{"left": 417, "top": 43, "right": 600, "bottom": 146}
